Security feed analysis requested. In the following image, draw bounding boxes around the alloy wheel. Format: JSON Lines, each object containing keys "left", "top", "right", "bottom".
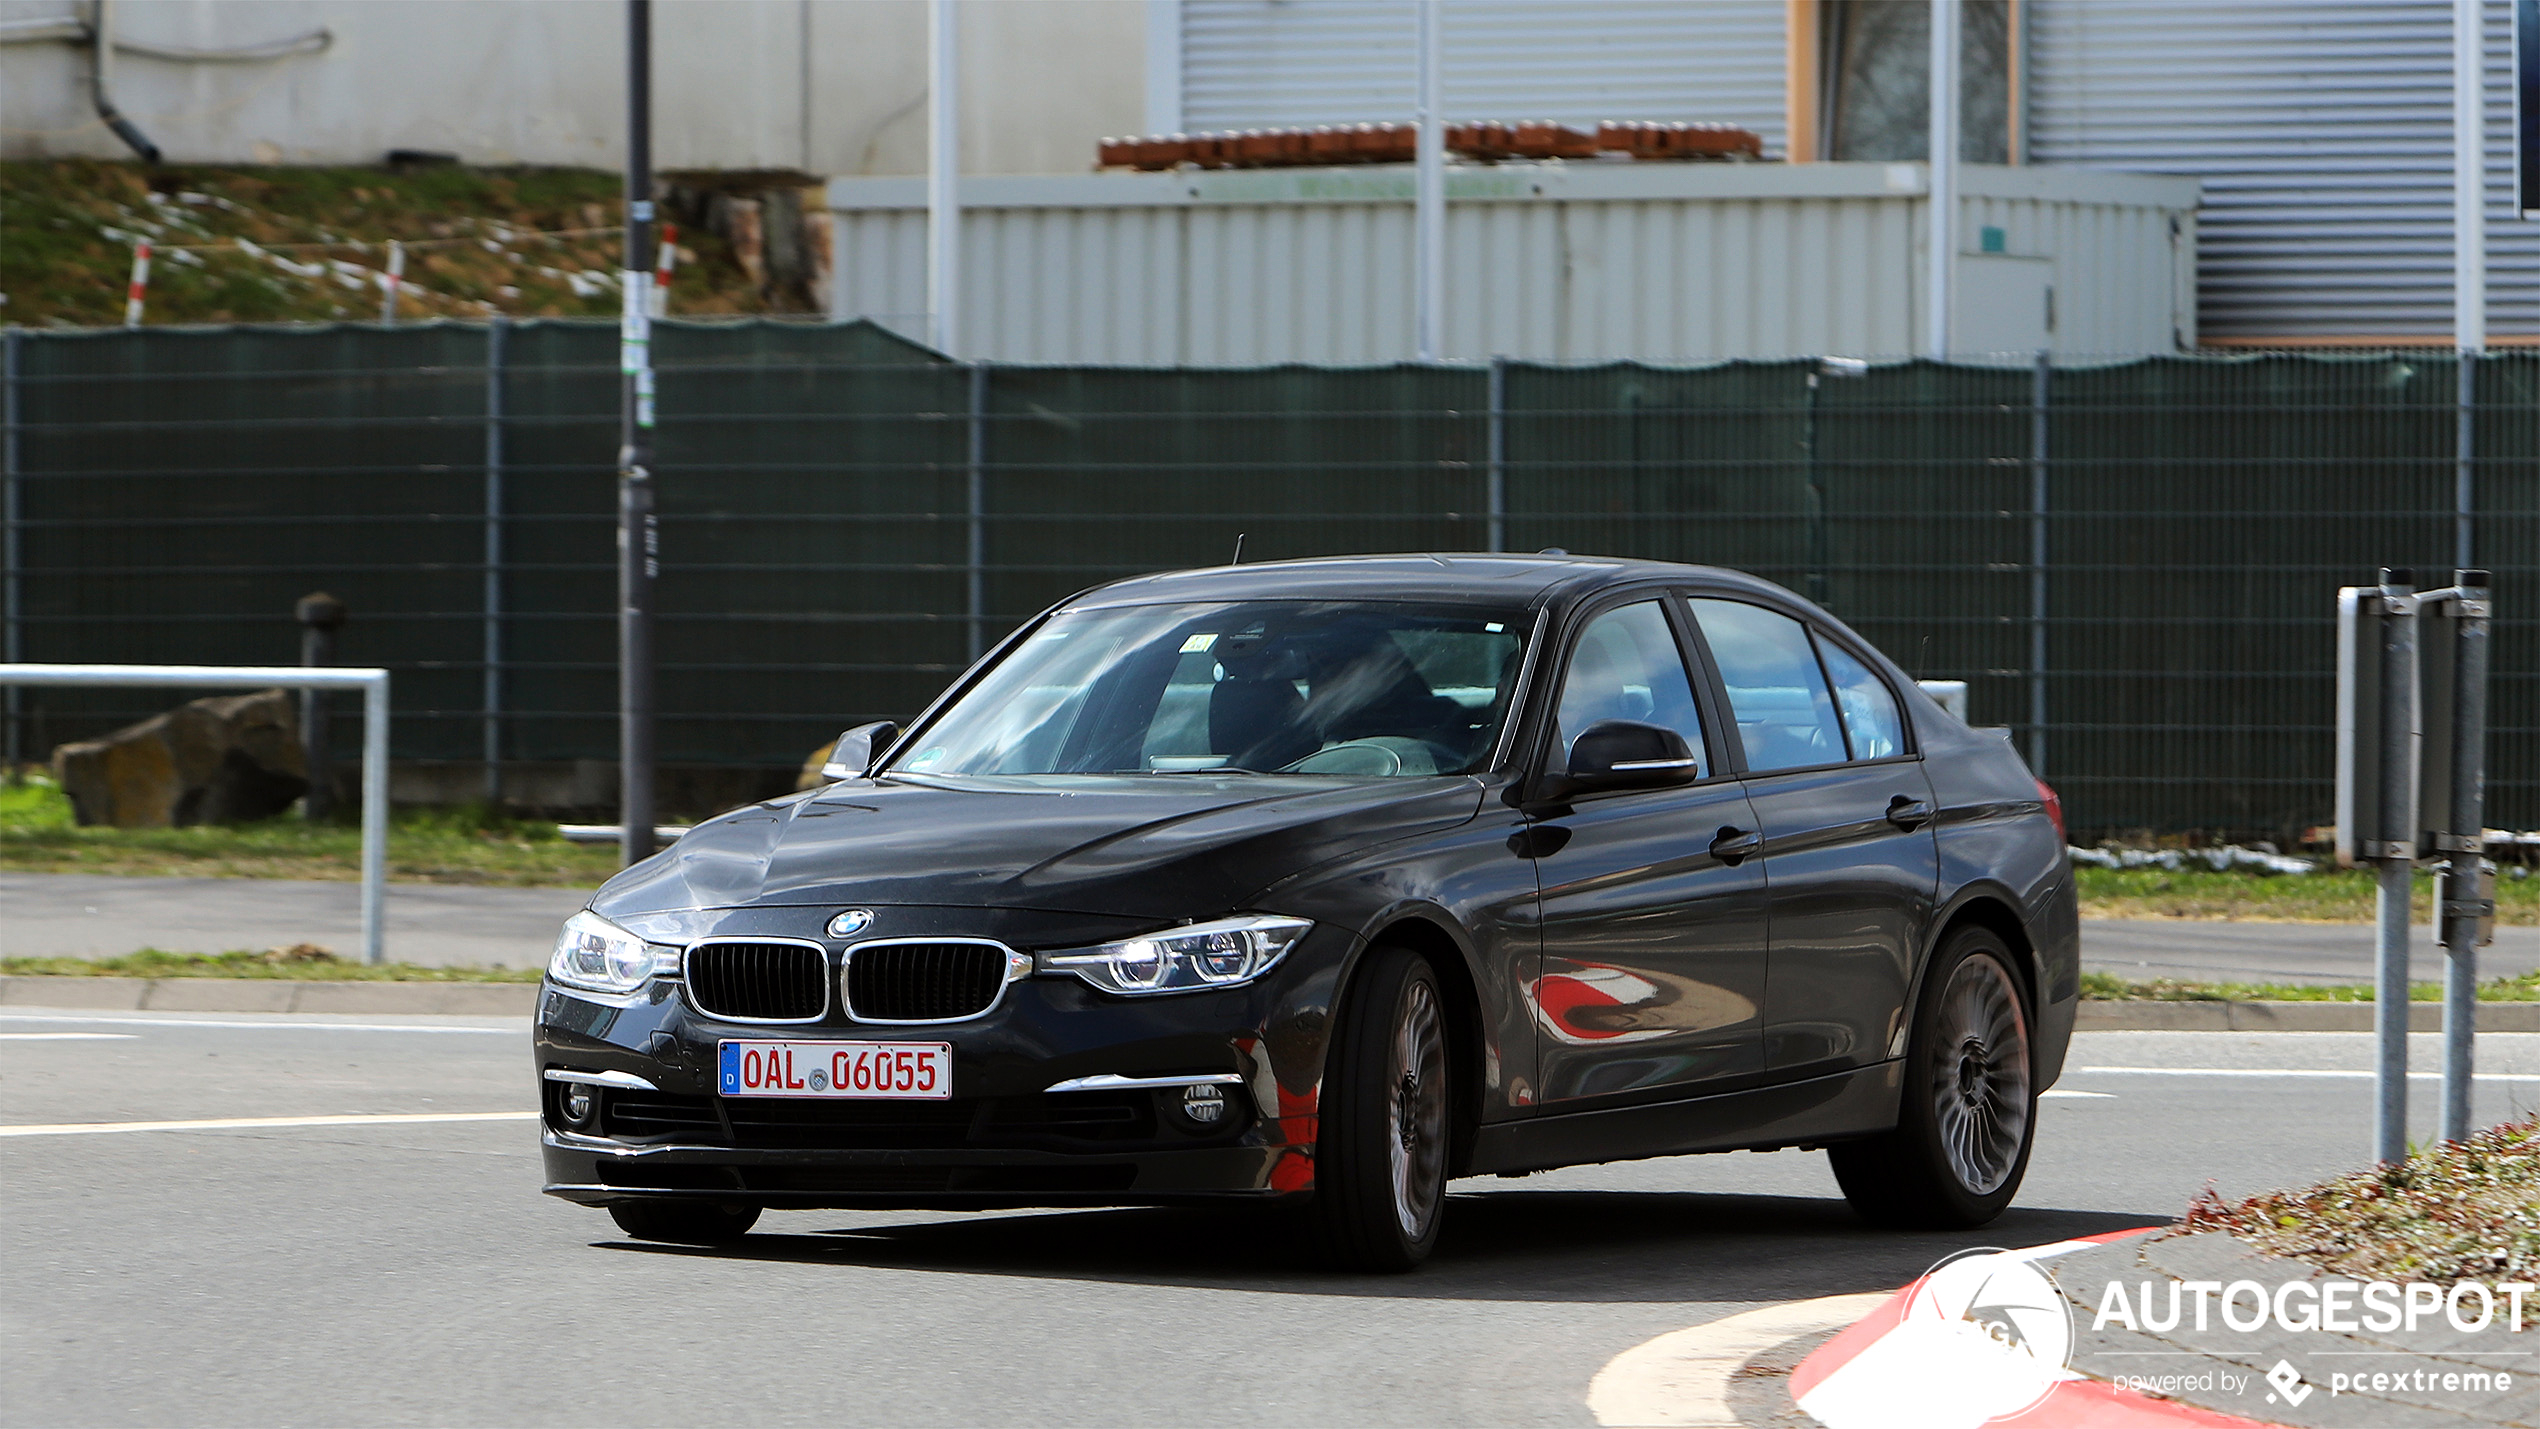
{"left": 1927, "top": 952, "right": 2031, "bottom": 1196}
{"left": 1387, "top": 977, "right": 1448, "bottom": 1238}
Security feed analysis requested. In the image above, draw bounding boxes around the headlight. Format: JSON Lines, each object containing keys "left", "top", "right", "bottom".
{"left": 1036, "top": 914, "right": 1311, "bottom": 996}
{"left": 548, "top": 910, "right": 679, "bottom": 994}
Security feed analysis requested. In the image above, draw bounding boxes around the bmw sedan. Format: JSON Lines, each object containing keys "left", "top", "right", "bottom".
{"left": 536, "top": 554, "right": 2077, "bottom": 1271}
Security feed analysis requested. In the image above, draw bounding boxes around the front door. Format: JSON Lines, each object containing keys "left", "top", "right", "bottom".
{"left": 1686, "top": 597, "right": 1940, "bottom": 1076}
{"left": 1527, "top": 598, "right": 1770, "bottom": 1108}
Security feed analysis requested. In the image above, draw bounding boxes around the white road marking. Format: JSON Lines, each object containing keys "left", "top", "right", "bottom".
{"left": 0, "top": 1032, "right": 136, "bottom": 1040}
{"left": 0, "top": 1014, "right": 518, "bottom": 1036}
{"left": 0, "top": 1111, "right": 538, "bottom": 1139}
{"left": 1587, "top": 1293, "right": 1890, "bottom": 1427}
{"left": 2074, "top": 1066, "right": 2540, "bottom": 1082}
{"left": 2039, "top": 1089, "right": 2114, "bottom": 1099}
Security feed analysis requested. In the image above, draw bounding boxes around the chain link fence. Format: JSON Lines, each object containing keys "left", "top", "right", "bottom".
{"left": 4, "top": 320, "right": 2531, "bottom": 839}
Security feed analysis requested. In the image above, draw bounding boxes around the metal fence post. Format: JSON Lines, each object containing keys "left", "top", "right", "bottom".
{"left": 2456, "top": 352, "right": 2476, "bottom": 572}
{"left": 483, "top": 317, "right": 507, "bottom": 805}
{"left": 2030, "top": 349, "right": 2050, "bottom": 775}
{"left": 3, "top": 328, "right": 19, "bottom": 781}
{"left": 2438, "top": 570, "right": 2491, "bottom": 1144}
{"left": 966, "top": 361, "right": 987, "bottom": 660}
{"left": 1485, "top": 356, "right": 1507, "bottom": 553}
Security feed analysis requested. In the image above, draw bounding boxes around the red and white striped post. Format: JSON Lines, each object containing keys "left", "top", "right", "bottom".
{"left": 650, "top": 222, "right": 678, "bottom": 318}
{"left": 378, "top": 240, "right": 406, "bottom": 323}
{"left": 123, "top": 241, "right": 152, "bottom": 327}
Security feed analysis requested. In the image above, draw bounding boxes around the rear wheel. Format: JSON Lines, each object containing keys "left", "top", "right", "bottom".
{"left": 606, "top": 1199, "right": 761, "bottom": 1244}
{"left": 1830, "top": 925, "right": 2035, "bottom": 1229}
{"left": 1311, "top": 945, "right": 1451, "bottom": 1272}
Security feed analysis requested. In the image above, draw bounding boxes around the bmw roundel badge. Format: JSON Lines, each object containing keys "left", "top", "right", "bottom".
{"left": 827, "top": 908, "right": 875, "bottom": 938}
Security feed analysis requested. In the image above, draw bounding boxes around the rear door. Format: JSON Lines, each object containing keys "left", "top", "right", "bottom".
{"left": 1525, "top": 596, "right": 1770, "bottom": 1107}
{"left": 1685, "top": 596, "right": 1938, "bottom": 1077}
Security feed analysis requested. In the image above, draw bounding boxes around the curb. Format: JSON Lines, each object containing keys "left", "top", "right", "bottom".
{"left": 2077, "top": 1001, "right": 2540, "bottom": 1032}
{"left": 1788, "top": 1229, "right": 2288, "bottom": 1429}
{"left": 0, "top": 976, "right": 537, "bottom": 1016}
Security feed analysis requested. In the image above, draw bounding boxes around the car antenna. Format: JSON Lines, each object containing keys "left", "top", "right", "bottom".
{"left": 1230, "top": 532, "right": 1247, "bottom": 565}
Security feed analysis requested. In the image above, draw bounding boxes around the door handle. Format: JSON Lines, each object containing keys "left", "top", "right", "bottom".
{"left": 1886, "top": 795, "right": 1933, "bottom": 830}
{"left": 1709, "top": 826, "right": 1762, "bottom": 865}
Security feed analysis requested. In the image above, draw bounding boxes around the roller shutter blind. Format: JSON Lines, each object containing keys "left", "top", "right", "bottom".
{"left": 1179, "top": 0, "right": 1790, "bottom": 159}
{"left": 2028, "top": 0, "right": 2535, "bottom": 343}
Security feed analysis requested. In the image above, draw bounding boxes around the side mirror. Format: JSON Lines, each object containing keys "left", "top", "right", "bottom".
{"left": 819, "top": 721, "right": 900, "bottom": 781}
{"left": 1553, "top": 719, "right": 1701, "bottom": 797}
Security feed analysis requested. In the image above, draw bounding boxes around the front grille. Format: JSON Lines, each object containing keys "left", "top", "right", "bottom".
{"left": 845, "top": 941, "right": 1010, "bottom": 1022}
{"left": 686, "top": 941, "right": 827, "bottom": 1022}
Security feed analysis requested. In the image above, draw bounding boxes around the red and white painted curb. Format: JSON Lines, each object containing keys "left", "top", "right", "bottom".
{"left": 1787, "top": 1228, "right": 2284, "bottom": 1429}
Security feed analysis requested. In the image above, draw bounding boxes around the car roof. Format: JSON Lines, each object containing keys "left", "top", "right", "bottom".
{"left": 1068, "top": 553, "right": 1795, "bottom": 610}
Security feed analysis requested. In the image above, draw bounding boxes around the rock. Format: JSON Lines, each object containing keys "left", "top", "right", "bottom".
{"left": 52, "top": 689, "right": 310, "bottom": 827}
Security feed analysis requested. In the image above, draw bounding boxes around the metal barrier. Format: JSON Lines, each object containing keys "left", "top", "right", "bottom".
{"left": 0, "top": 321, "right": 2530, "bottom": 840}
{"left": 0, "top": 664, "right": 389, "bottom": 965}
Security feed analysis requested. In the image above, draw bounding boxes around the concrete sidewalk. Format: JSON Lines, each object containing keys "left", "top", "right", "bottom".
{"left": 0, "top": 873, "right": 588, "bottom": 968}
{"left": 3, "top": 871, "right": 2536, "bottom": 986}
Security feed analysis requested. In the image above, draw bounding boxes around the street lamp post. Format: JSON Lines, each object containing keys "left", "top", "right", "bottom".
{"left": 619, "top": 0, "right": 658, "bottom": 868}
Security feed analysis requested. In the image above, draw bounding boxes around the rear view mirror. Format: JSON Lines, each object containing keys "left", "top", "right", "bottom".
{"left": 820, "top": 721, "right": 901, "bottom": 781}
{"left": 1555, "top": 719, "right": 1701, "bottom": 796}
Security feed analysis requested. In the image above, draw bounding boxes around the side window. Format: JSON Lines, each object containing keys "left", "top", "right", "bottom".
{"left": 1687, "top": 599, "right": 1846, "bottom": 772}
{"left": 1818, "top": 639, "right": 1906, "bottom": 760}
{"left": 1554, "top": 601, "right": 1706, "bottom": 773}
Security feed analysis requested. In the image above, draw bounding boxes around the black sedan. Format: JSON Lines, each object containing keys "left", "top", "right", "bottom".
{"left": 537, "top": 554, "right": 2077, "bottom": 1271}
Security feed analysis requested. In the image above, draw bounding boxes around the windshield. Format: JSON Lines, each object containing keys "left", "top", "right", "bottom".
{"left": 890, "top": 600, "right": 1532, "bottom": 778}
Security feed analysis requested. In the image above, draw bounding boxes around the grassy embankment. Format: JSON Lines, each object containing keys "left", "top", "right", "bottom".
{"left": 0, "top": 158, "right": 767, "bottom": 326}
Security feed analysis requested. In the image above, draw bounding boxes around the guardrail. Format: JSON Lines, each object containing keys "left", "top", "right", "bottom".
{"left": 0, "top": 664, "right": 389, "bottom": 964}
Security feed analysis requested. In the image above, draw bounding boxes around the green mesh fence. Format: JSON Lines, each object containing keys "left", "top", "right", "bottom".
{"left": 4, "top": 320, "right": 2530, "bottom": 839}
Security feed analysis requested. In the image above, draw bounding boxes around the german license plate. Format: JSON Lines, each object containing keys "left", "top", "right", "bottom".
{"left": 718, "top": 1040, "right": 951, "bottom": 1100}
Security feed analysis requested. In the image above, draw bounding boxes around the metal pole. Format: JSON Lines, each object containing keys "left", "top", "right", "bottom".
{"left": 1485, "top": 355, "right": 1506, "bottom": 553}
{"left": 360, "top": 670, "right": 389, "bottom": 965}
{"left": 966, "top": 361, "right": 987, "bottom": 660}
{"left": 2029, "top": 348, "right": 2049, "bottom": 774}
{"left": 2441, "top": 570, "right": 2491, "bottom": 1143}
{"left": 2374, "top": 567, "right": 2420, "bottom": 1165}
{"left": 3, "top": 329, "right": 20, "bottom": 782}
{"left": 2455, "top": 0, "right": 2488, "bottom": 356}
{"left": 483, "top": 316, "right": 507, "bottom": 805}
{"left": 928, "top": 0, "right": 959, "bottom": 356}
{"left": 297, "top": 592, "right": 345, "bottom": 821}
{"left": 619, "top": 0, "right": 658, "bottom": 867}
{"left": 2456, "top": 352, "right": 2477, "bottom": 573}
{"left": 1927, "top": 0, "right": 1960, "bottom": 361}
{"left": 1413, "top": 0, "right": 1445, "bottom": 362}
{"left": 1803, "top": 368, "right": 1828, "bottom": 607}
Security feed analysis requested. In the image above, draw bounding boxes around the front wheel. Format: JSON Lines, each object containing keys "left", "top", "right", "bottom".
{"left": 1310, "top": 945, "right": 1451, "bottom": 1272}
{"left": 1830, "top": 926, "right": 2036, "bottom": 1229}
{"left": 606, "top": 1199, "right": 761, "bottom": 1244}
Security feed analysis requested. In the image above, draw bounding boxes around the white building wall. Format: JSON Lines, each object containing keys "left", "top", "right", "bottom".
{"left": 828, "top": 162, "right": 2199, "bottom": 364}
{"left": 2028, "top": 0, "right": 2533, "bottom": 343}
{"left": 0, "top": 0, "right": 1144, "bottom": 175}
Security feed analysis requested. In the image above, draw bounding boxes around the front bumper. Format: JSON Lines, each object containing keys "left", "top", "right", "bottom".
{"left": 534, "top": 918, "right": 1340, "bottom": 1211}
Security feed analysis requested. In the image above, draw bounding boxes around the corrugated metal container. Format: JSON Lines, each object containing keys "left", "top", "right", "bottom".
{"left": 827, "top": 162, "right": 2198, "bottom": 365}
{"left": 2028, "top": 0, "right": 2536, "bottom": 343}
{"left": 1178, "top": 0, "right": 1790, "bottom": 159}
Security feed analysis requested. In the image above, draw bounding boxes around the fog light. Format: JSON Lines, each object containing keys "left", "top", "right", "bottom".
{"left": 1179, "top": 1083, "right": 1227, "bottom": 1125}
{"left": 560, "top": 1083, "right": 598, "bottom": 1129}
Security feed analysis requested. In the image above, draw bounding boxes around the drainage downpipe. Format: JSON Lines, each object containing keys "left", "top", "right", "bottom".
{"left": 91, "top": 1, "right": 161, "bottom": 164}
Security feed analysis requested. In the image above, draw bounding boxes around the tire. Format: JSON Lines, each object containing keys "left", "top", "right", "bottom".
{"left": 606, "top": 1199, "right": 762, "bottom": 1244}
{"left": 1830, "top": 925, "right": 2036, "bottom": 1230}
{"left": 1310, "top": 945, "right": 1452, "bottom": 1272}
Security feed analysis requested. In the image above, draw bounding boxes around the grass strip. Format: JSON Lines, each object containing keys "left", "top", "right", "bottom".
{"left": 1, "top": 777, "right": 618, "bottom": 887}
{"left": 2171, "top": 1115, "right": 2538, "bottom": 1286}
{"left": 0, "top": 946, "right": 543, "bottom": 983}
{"left": 2081, "top": 970, "right": 2540, "bottom": 1002}
{"left": 2077, "top": 863, "right": 2540, "bottom": 926}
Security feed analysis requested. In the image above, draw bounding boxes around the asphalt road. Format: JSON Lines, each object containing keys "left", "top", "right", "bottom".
{"left": 4, "top": 1008, "right": 2536, "bottom": 1428}
{"left": 8, "top": 870, "right": 2539, "bottom": 986}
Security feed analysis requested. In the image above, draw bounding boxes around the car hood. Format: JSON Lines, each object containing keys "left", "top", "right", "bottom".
{"left": 591, "top": 773, "right": 1487, "bottom": 921}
